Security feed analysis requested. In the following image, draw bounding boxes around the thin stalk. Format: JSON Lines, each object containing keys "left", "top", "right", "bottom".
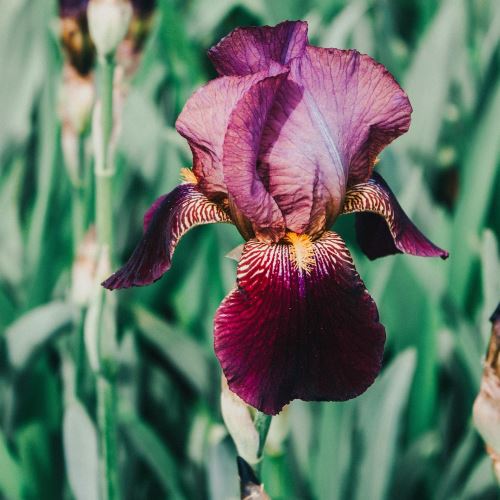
{"left": 253, "top": 410, "right": 272, "bottom": 474}
{"left": 71, "top": 136, "right": 86, "bottom": 255}
{"left": 94, "top": 54, "right": 119, "bottom": 500}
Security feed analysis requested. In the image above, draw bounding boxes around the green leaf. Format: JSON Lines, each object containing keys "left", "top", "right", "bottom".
{"left": 63, "top": 400, "right": 99, "bottom": 500}
{"left": 435, "top": 426, "right": 479, "bottom": 500}
{"left": 0, "top": 0, "right": 46, "bottom": 157}
{"left": 355, "top": 349, "right": 417, "bottom": 500}
{"left": 132, "top": 305, "right": 210, "bottom": 395}
{"left": 0, "top": 159, "right": 24, "bottom": 288}
{"left": 5, "top": 301, "right": 77, "bottom": 370}
{"left": 313, "top": 401, "right": 356, "bottom": 500}
{"left": 398, "top": 0, "right": 466, "bottom": 158}
{"left": 0, "top": 430, "right": 24, "bottom": 500}
{"left": 319, "top": 0, "right": 369, "bottom": 49}
{"left": 206, "top": 427, "right": 238, "bottom": 500}
{"left": 480, "top": 230, "right": 500, "bottom": 345}
{"left": 460, "top": 455, "right": 497, "bottom": 499}
{"left": 121, "top": 415, "right": 186, "bottom": 500}
{"left": 449, "top": 80, "right": 500, "bottom": 306}
{"left": 16, "top": 421, "right": 55, "bottom": 500}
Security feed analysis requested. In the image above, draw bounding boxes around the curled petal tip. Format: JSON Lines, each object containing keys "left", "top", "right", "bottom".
{"left": 343, "top": 173, "right": 449, "bottom": 261}
{"left": 102, "top": 184, "right": 231, "bottom": 290}
{"left": 208, "top": 20, "right": 308, "bottom": 76}
{"left": 440, "top": 250, "right": 450, "bottom": 260}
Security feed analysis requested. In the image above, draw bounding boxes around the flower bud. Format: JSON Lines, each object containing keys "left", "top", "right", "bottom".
{"left": 60, "top": 67, "right": 94, "bottom": 136}
{"left": 87, "top": 0, "right": 132, "bottom": 57}
{"left": 265, "top": 409, "right": 289, "bottom": 456}
{"left": 220, "top": 377, "right": 260, "bottom": 465}
{"left": 71, "top": 227, "right": 99, "bottom": 307}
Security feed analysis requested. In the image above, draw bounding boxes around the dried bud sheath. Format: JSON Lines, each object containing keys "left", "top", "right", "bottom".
{"left": 473, "top": 304, "right": 500, "bottom": 481}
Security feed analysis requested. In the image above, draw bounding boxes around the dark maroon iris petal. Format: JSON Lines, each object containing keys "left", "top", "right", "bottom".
{"left": 59, "top": 0, "right": 89, "bottom": 17}
{"left": 342, "top": 172, "right": 449, "bottom": 260}
{"left": 102, "top": 183, "right": 231, "bottom": 289}
{"left": 214, "top": 231, "right": 386, "bottom": 415}
{"left": 208, "top": 21, "right": 308, "bottom": 76}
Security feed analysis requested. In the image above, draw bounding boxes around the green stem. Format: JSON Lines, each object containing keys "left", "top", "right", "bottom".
{"left": 94, "top": 54, "right": 119, "bottom": 500}
{"left": 253, "top": 411, "right": 272, "bottom": 475}
{"left": 96, "top": 54, "right": 115, "bottom": 249}
{"left": 97, "top": 375, "right": 119, "bottom": 500}
{"left": 71, "top": 137, "right": 85, "bottom": 254}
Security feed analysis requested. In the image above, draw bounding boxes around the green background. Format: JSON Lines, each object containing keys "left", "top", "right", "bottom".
{"left": 0, "top": 0, "right": 499, "bottom": 498}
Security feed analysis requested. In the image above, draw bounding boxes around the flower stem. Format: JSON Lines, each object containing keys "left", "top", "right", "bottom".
{"left": 253, "top": 410, "right": 272, "bottom": 474}
{"left": 71, "top": 136, "right": 86, "bottom": 255}
{"left": 94, "top": 54, "right": 119, "bottom": 500}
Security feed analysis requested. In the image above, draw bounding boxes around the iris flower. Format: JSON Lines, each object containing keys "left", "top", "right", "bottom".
{"left": 103, "top": 21, "right": 448, "bottom": 415}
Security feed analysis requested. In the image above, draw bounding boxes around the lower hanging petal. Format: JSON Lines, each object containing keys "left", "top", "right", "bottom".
{"left": 342, "top": 172, "right": 449, "bottom": 260}
{"left": 102, "top": 183, "right": 231, "bottom": 289}
{"left": 214, "top": 231, "right": 385, "bottom": 415}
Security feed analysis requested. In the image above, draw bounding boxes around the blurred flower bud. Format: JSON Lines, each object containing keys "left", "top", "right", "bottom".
{"left": 87, "top": 0, "right": 132, "bottom": 57}
{"left": 473, "top": 303, "right": 500, "bottom": 482}
{"left": 59, "top": 67, "right": 94, "bottom": 183}
{"left": 60, "top": 14, "right": 95, "bottom": 75}
{"left": 60, "top": 67, "right": 94, "bottom": 136}
{"left": 265, "top": 408, "right": 289, "bottom": 456}
{"left": 221, "top": 376, "right": 260, "bottom": 465}
{"left": 71, "top": 227, "right": 99, "bottom": 307}
{"left": 115, "top": 0, "right": 156, "bottom": 76}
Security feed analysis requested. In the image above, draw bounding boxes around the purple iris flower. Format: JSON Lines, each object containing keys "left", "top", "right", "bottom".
{"left": 103, "top": 21, "right": 448, "bottom": 415}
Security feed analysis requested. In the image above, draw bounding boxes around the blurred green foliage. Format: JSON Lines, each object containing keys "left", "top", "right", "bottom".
{"left": 0, "top": 0, "right": 499, "bottom": 498}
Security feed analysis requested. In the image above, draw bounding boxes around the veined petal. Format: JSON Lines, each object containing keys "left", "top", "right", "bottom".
{"left": 342, "top": 172, "right": 449, "bottom": 260}
{"left": 208, "top": 21, "right": 308, "bottom": 76}
{"left": 260, "top": 47, "right": 411, "bottom": 235}
{"left": 102, "top": 183, "right": 231, "bottom": 289}
{"left": 175, "top": 72, "right": 268, "bottom": 198}
{"left": 214, "top": 231, "right": 385, "bottom": 415}
{"left": 223, "top": 70, "right": 289, "bottom": 242}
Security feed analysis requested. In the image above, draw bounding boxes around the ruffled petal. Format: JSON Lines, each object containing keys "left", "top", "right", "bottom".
{"left": 223, "top": 70, "right": 289, "bottom": 242}
{"left": 214, "top": 231, "right": 385, "bottom": 415}
{"left": 102, "top": 183, "right": 231, "bottom": 289}
{"left": 342, "top": 172, "right": 449, "bottom": 260}
{"left": 175, "top": 71, "right": 270, "bottom": 198}
{"left": 260, "top": 47, "right": 411, "bottom": 235}
{"left": 208, "top": 21, "right": 308, "bottom": 76}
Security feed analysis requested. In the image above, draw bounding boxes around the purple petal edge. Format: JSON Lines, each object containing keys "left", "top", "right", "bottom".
{"left": 207, "top": 20, "right": 308, "bottom": 76}
{"left": 342, "top": 172, "right": 449, "bottom": 260}
{"left": 102, "top": 183, "right": 231, "bottom": 290}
